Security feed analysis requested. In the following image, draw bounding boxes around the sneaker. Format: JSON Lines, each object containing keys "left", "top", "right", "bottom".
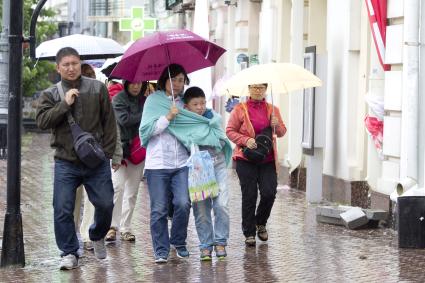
{"left": 154, "top": 257, "right": 168, "bottom": 264}
{"left": 59, "top": 254, "right": 78, "bottom": 270}
{"left": 83, "top": 241, "right": 94, "bottom": 251}
{"left": 214, "top": 245, "right": 227, "bottom": 258}
{"left": 200, "top": 249, "right": 212, "bottom": 261}
{"left": 245, "top": 236, "right": 256, "bottom": 247}
{"left": 175, "top": 246, "right": 190, "bottom": 258}
{"left": 256, "top": 225, "right": 268, "bottom": 241}
{"left": 93, "top": 238, "right": 107, "bottom": 259}
{"left": 105, "top": 227, "right": 117, "bottom": 242}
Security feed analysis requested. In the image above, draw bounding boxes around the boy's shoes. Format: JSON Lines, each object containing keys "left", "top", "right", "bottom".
{"left": 175, "top": 246, "right": 190, "bottom": 258}
{"left": 120, "top": 232, "right": 136, "bottom": 242}
{"left": 200, "top": 249, "right": 212, "bottom": 261}
{"left": 83, "top": 241, "right": 94, "bottom": 251}
{"left": 214, "top": 245, "right": 227, "bottom": 258}
{"left": 59, "top": 254, "right": 78, "bottom": 270}
{"left": 256, "top": 225, "right": 268, "bottom": 241}
{"left": 245, "top": 236, "right": 256, "bottom": 247}
{"left": 93, "top": 238, "right": 107, "bottom": 259}
{"left": 105, "top": 227, "right": 117, "bottom": 242}
{"left": 154, "top": 256, "right": 168, "bottom": 264}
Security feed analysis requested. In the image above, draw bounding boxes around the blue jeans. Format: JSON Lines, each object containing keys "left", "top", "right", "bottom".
{"left": 193, "top": 161, "right": 229, "bottom": 250}
{"left": 145, "top": 167, "right": 190, "bottom": 258}
{"left": 53, "top": 159, "right": 114, "bottom": 257}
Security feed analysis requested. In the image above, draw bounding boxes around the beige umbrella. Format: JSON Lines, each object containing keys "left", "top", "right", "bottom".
{"left": 219, "top": 63, "right": 322, "bottom": 97}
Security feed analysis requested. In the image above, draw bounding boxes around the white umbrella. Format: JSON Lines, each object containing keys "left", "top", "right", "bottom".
{"left": 100, "top": 41, "right": 134, "bottom": 78}
{"left": 219, "top": 63, "right": 322, "bottom": 97}
{"left": 36, "top": 34, "right": 124, "bottom": 60}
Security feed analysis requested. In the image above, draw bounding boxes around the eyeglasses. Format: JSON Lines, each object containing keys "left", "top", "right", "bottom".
{"left": 249, "top": 86, "right": 266, "bottom": 91}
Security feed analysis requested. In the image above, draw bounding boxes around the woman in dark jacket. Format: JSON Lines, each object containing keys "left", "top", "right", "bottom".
{"left": 105, "top": 81, "right": 148, "bottom": 242}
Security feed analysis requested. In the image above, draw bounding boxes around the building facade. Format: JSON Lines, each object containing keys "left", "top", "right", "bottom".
{"left": 157, "top": 0, "right": 424, "bottom": 213}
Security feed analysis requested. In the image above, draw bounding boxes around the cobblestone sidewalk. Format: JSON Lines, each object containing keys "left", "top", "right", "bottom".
{"left": 1, "top": 133, "right": 425, "bottom": 282}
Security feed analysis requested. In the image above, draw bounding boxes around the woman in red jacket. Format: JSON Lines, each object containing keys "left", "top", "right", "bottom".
{"left": 226, "top": 83, "right": 286, "bottom": 246}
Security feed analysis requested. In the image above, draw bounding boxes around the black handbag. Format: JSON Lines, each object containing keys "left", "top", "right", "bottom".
{"left": 57, "top": 82, "right": 106, "bottom": 168}
{"left": 242, "top": 127, "right": 273, "bottom": 163}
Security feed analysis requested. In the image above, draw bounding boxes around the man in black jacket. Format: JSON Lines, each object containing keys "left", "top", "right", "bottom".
{"left": 36, "top": 47, "right": 117, "bottom": 270}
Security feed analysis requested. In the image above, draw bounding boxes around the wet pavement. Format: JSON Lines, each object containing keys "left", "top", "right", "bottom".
{"left": 1, "top": 133, "right": 425, "bottom": 282}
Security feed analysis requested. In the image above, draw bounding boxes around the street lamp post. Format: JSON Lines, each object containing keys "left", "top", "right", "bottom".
{"left": 0, "top": 0, "right": 10, "bottom": 159}
{"left": 1, "top": 0, "right": 25, "bottom": 267}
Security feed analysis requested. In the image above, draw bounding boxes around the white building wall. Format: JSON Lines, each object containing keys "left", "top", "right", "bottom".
{"left": 375, "top": 1, "right": 404, "bottom": 195}
{"left": 45, "top": 0, "right": 68, "bottom": 23}
{"left": 324, "top": 0, "right": 349, "bottom": 179}
{"left": 68, "top": 0, "right": 91, "bottom": 34}
{"left": 287, "top": 0, "right": 304, "bottom": 172}
{"left": 324, "top": 0, "right": 366, "bottom": 181}
{"left": 419, "top": 2, "right": 425, "bottom": 187}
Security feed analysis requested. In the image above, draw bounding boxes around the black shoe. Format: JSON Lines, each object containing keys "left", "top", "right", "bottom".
{"left": 245, "top": 236, "right": 256, "bottom": 246}
{"left": 256, "top": 225, "right": 268, "bottom": 241}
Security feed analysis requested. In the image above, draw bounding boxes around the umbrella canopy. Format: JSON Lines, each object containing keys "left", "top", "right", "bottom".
{"left": 110, "top": 29, "right": 226, "bottom": 82}
{"left": 36, "top": 34, "right": 124, "bottom": 60}
{"left": 100, "top": 41, "right": 135, "bottom": 78}
{"left": 219, "top": 63, "right": 322, "bottom": 96}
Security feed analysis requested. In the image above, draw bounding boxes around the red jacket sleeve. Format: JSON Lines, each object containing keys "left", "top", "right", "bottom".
{"left": 226, "top": 105, "right": 252, "bottom": 146}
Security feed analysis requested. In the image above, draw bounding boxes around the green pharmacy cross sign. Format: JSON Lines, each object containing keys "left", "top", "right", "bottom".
{"left": 119, "top": 7, "right": 157, "bottom": 41}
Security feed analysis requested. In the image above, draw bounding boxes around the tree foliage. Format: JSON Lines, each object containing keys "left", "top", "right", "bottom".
{"left": 1, "top": 0, "right": 58, "bottom": 97}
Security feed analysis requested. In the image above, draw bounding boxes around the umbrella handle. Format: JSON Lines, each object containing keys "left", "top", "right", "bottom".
{"left": 167, "top": 65, "right": 175, "bottom": 103}
{"left": 270, "top": 84, "right": 276, "bottom": 133}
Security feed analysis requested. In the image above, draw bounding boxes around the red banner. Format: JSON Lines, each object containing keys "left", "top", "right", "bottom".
{"left": 365, "top": 0, "right": 390, "bottom": 71}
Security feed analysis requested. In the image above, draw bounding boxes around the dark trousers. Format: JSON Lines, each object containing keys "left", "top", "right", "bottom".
{"left": 235, "top": 160, "right": 277, "bottom": 237}
{"left": 53, "top": 159, "right": 114, "bottom": 257}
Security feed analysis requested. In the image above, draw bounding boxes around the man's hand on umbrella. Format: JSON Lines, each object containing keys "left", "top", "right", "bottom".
{"left": 166, "top": 104, "right": 179, "bottom": 121}
{"left": 65, "top": 88, "right": 79, "bottom": 106}
{"left": 246, "top": 138, "right": 257, "bottom": 149}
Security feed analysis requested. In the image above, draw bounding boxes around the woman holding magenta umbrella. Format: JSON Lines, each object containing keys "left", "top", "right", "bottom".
{"left": 112, "top": 30, "right": 227, "bottom": 263}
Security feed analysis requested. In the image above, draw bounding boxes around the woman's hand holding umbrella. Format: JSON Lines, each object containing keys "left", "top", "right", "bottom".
{"left": 166, "top": 104, "right": 179, "bottom": 121}
{"left": 270, "top": 115, "right": 279, "bottom": 127}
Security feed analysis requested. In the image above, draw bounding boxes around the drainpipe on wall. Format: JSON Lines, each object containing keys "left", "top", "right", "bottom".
{"left": 396, "top": 0, "right": 420, "bottom": 197}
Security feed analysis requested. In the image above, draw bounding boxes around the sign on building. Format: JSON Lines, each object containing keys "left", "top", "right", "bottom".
{"left": 119, "top": 7, "right": 157, "bottom": 41}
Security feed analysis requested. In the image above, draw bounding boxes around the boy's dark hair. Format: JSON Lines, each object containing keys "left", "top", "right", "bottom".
{"left": 157, "top": 64, "right": 190, "bottom": 91}
{"left": 56, "top": 47, "right": 80, "bottom": 64}
{"left": 183, "top": 86, "right": 205, "bottom": 104}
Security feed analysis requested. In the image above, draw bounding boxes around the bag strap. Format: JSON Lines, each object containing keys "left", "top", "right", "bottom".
{"left": 240, "top": 102, "right": 256, "bottom": 138}
{"left": 56, "top": 82, "right": 76, "bottom": 125}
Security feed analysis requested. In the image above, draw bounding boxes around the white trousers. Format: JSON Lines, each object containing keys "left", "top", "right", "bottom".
{"left": 79, "top": 189, "right": 95, "bottom": 242}
{"left": 110, "top": 160, "right": 144, "bottom": 233}
{"left": 73, "top": 186, "right": 83, "bottom": 230}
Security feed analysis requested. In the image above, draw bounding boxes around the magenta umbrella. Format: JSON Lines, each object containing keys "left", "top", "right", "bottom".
{"left": 110, "top": 29, "right": 226, "bottom": 82}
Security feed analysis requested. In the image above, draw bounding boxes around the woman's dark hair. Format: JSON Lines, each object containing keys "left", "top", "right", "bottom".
{"left": 81, "top": 63, "right": 95, "bottom": 78}
{"left": 183, "top": 86, "right": 205, "bottom": 104}
{"left": 123, "top": 80, "right": 149, "bottom": 96}
{"left": 157, "top": 64, "right": 190, "bottom": 91}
